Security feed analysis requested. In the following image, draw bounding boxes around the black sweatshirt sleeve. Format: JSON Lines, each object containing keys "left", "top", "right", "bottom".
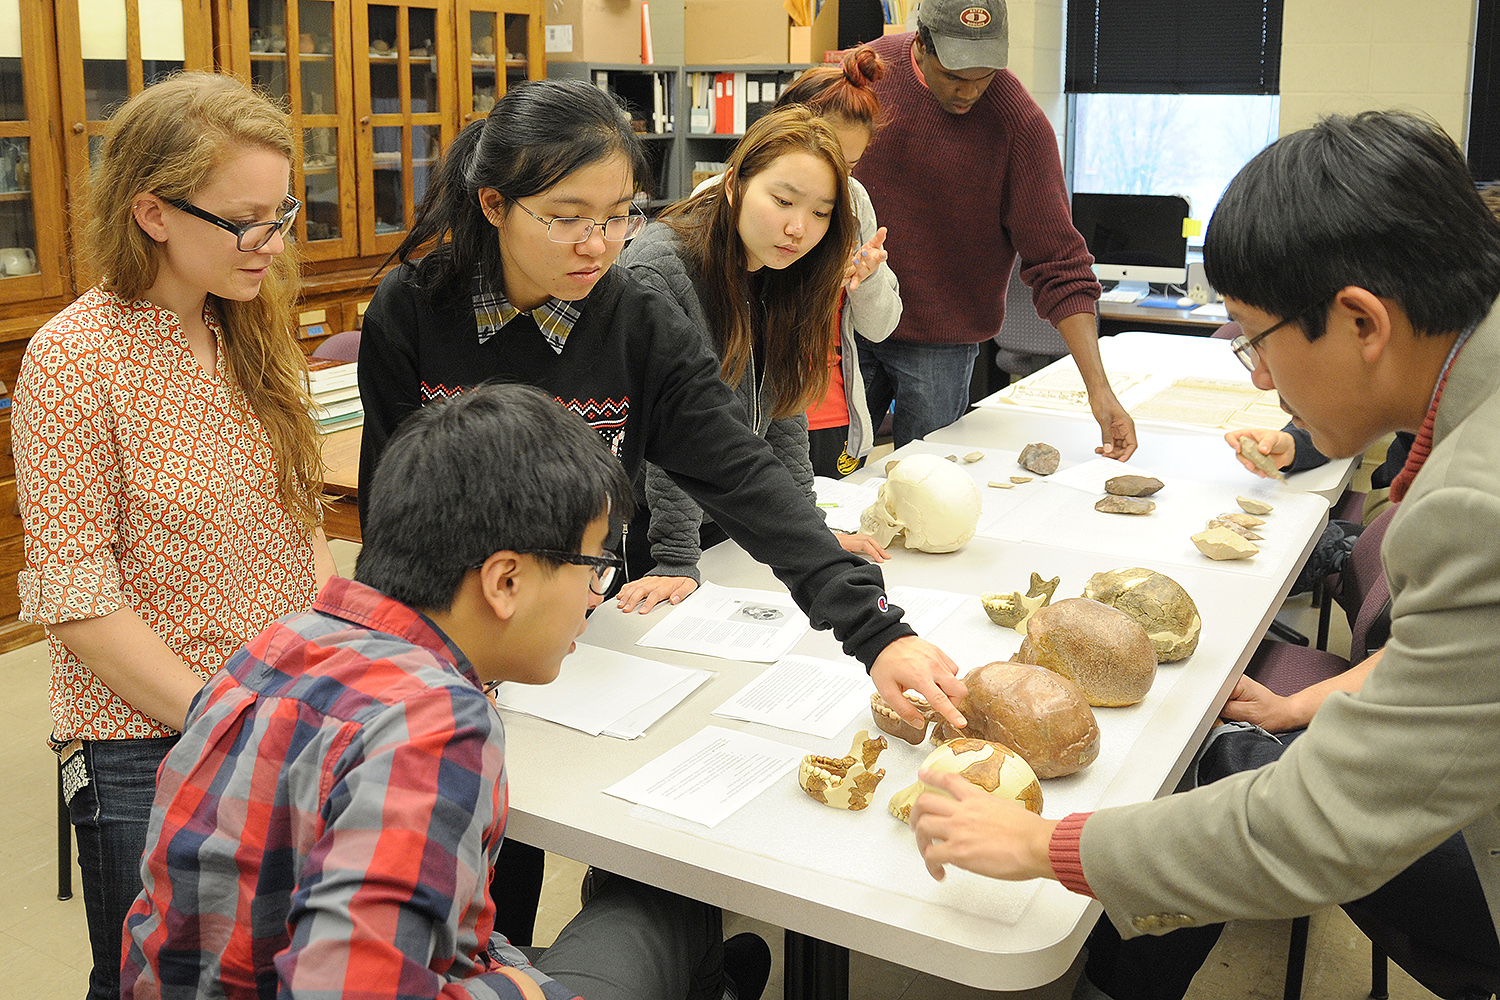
{"left": 628, "top": 283, "right": 913, "bottom": 667}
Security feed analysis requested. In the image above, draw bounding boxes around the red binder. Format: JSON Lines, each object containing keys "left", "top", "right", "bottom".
{"left": 714, "top": 72, "right": 735, "bottom": 134}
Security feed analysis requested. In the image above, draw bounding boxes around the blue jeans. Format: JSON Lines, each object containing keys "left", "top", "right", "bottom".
{"left": 857, "top": 336, "right": 980, "bottom": 449}
{"left": 65, "top": 737, "right": 177, "bottom": 1000}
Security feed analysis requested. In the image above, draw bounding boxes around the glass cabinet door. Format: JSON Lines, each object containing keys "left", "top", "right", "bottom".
{"left": 0, "top": 0, "right": 81, "bottom": 301}
{"left": 354, "top": 0, "right": 452, "bottom": 256}
{"left": 456, "top": 0, "right": 542, "bottom": 126}
{"left": 236, "top": 0, "right": 360, "bottom": 261}
{"left": 55, "top": 0, "right": 213, "bottom": 270}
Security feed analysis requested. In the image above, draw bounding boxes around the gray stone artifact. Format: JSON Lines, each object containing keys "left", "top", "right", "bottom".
{"left": 1018, "top": 441, "right": 1061, "bottom": 475}
{"left": 1082, "top": 567, "right": 1202, "bottom": 662}
{"left": 1104, "top": 475, "right": 1164, "bottom": 497}
{"left": 1236, "top": 435, "right": 1286, "bottom": 480}
{"left": 1096, "top": 495, "right": 1156, "bottom": 515}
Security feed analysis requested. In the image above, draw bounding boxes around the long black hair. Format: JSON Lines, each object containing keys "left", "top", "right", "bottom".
{"left": 391, "top": 80, "right": 650, "bottom": 296}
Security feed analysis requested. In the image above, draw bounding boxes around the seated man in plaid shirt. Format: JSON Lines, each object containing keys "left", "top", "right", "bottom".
{"left": 122, "top": 384, "right": 765, "bottom": 1000}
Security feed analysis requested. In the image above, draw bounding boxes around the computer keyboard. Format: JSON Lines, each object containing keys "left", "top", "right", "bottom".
{"left": 1099, "top": 287, "right": 1149, "bottom": 304}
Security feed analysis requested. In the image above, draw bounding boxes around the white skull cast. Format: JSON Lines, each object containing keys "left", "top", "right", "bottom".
{"left": 860, "top": 454, "right": 982, "bottom": 553}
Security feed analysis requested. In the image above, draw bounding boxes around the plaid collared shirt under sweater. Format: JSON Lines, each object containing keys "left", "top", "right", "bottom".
{"left": 121, "top": 576, "right": 580, "bottom": 1000}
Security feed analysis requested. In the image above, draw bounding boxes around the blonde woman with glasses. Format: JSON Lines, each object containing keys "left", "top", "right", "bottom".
{"left": 13, "top": 73, "right": 331, "bottom": 1000}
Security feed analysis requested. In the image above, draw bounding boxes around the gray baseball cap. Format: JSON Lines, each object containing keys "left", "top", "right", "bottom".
{"left": 917, "top": 0, "right": 1008, "bottom": 71}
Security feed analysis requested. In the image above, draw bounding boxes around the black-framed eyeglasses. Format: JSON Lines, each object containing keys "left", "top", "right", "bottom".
{"left": 166, "top": 195, "right": 302, "bottom": 252}
{"left": 1229, "top": 298, "right": 1330, "bottom": 372}
{"left": 513, "top": 200, "right": 647, "bottom": 244}
{"left": 472, "top": 549, "right": 625, "bottom": 595}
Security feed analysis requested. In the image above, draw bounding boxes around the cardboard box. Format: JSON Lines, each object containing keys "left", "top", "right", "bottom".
{"left": 685, "top": 0, "right": 786, "bottom": 64}
{"left": 547, "top": 0, "right": 644, "bottom": 63}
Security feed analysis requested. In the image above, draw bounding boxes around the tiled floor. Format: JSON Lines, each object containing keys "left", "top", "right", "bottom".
{"left": 0, "top": 439, "right": 1447, "bottom": 999}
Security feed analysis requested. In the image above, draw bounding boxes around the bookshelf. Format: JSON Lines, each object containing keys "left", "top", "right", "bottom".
{"left": 547, "top": 62, "right": 815, "bottom": 207}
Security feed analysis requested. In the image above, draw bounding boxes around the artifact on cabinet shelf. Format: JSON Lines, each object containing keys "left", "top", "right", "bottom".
{"left": 1016, "top": 597, "right": 1157, "bottom": 707}
{"left": 859, "top": 453, "right": 982, "bottom": 552}
{"left": 930, "top": 661, "right": 1100, "bottom": 778}
{"left": 1082, "top": 568, "right": 1201, "bottom": 662}
{"left": 888, "top": 738, "right": 1042, "bottom": 823}
{"left": 798, "top": 730, "right": 888, "bottom": 810}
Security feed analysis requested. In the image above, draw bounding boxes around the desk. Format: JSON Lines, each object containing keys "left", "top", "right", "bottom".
{"left": 497, "top": 350, "right": 1338, "bottom": 995}
{"left": 1098, "top": 299, "right": 1227, "bottom": 337}
{"left": 318, "top": 427, "right": 362, "bottom": 542}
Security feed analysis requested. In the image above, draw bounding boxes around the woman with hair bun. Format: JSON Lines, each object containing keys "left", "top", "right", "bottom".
{"left": 13, "top": 72, "right": 332, "bottom": 1000}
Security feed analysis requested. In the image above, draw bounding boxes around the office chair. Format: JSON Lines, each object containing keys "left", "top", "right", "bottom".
{"left": 311, "top": 328, "right": 361, "bottom": 361}
{"left": 1246, "top": 507, "right": 1399, "bottom": 1000}
{"left": 992, "top": 265, "right": 1068, "bottom": 381}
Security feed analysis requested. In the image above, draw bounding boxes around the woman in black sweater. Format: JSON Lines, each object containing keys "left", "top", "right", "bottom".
{"left": 357, "top": 80, "right": 967, "bottom": 940}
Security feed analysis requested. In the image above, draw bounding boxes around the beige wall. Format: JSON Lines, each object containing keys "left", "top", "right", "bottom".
{"left": 1279, "top": 0, "right": 1476, "bottom": 142}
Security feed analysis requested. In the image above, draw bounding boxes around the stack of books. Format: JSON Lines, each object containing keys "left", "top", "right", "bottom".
{"left": 306, "top": 358, "right": 363, "bottom": 434}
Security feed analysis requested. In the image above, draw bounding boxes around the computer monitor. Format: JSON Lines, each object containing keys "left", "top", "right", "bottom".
{"left": 1071, "top": 192, "right": 1191, "bottom": 287}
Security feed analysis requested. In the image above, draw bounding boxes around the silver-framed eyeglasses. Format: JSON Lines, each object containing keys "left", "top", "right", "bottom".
{"left": 1229, "top": 299, "right": 1329, "bottom": 372}
{"left": 166, "top": 195, "right": 302, "bottom": 252}
{"left": 513, "top": 200, "right": 647, "bottom": 244}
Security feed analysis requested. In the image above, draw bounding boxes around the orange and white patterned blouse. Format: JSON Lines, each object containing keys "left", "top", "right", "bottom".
{"left": 14, "top": 287, "right": 316, "bottom": 742}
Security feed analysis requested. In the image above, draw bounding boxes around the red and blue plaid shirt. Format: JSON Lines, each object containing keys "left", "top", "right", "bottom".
{"left": 122, "top": 577, "right": 579, "bottom": 1000}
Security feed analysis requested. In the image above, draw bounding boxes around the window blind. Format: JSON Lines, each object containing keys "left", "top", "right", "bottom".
{"left": 1066, "top": 0, "right": 1284, "bottom": 95}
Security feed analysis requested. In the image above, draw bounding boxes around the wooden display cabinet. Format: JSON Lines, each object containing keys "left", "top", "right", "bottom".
{"left": 0, "top": 1, "right": 68, "bottom": 305}
{"left": 457, "top": 0, "right": 543, "bottom": 125}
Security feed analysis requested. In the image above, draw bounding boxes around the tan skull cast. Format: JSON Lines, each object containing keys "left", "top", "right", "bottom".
{"left": 888, "top": 737, "right": 1043, "bottom": 823}
{"left": 798, "top": 730, "right": 889, "bottom": 810}
{"left": 860, "top": 454, "right": 982, "bottom": 553}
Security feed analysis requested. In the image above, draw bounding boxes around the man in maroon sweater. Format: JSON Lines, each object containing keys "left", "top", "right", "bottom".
{"left": 854, "top": 0, "right": 1136, "bottom": 456}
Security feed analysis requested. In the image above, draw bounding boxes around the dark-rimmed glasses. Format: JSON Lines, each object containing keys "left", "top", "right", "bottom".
{"left": 513, "top": 201, "right": 647, "bottom": 244}
{"left": 166, "top": 195, "right": 302, "bottom": 252}
{"left": 1229, "top": 299, "right": 1330, "bottom": 372}
{"left": 473, "top": 549, "right": 625, "bottom": 596}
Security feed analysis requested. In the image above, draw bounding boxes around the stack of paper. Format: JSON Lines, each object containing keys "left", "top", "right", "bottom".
{"left": 489, "top": 643, "right": 711, "bottom": 739}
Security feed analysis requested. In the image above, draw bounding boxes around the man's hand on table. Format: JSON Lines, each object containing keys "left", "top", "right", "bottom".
{"left": 1091, "top": 392, "right": 1138, "bottom": 461}
{"left": 909, "top": 769, "right": 1060, "bottom": 882}
{"left": 870, "top": 635, "right": 967, "bottom": 729}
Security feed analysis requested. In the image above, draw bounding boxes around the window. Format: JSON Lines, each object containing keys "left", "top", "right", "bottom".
{"left": 1066, "top": 1, "right": 1284, "bottom": 245}
{"left": 1070, "top": 93, "right": 1279, "bottom": 245}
